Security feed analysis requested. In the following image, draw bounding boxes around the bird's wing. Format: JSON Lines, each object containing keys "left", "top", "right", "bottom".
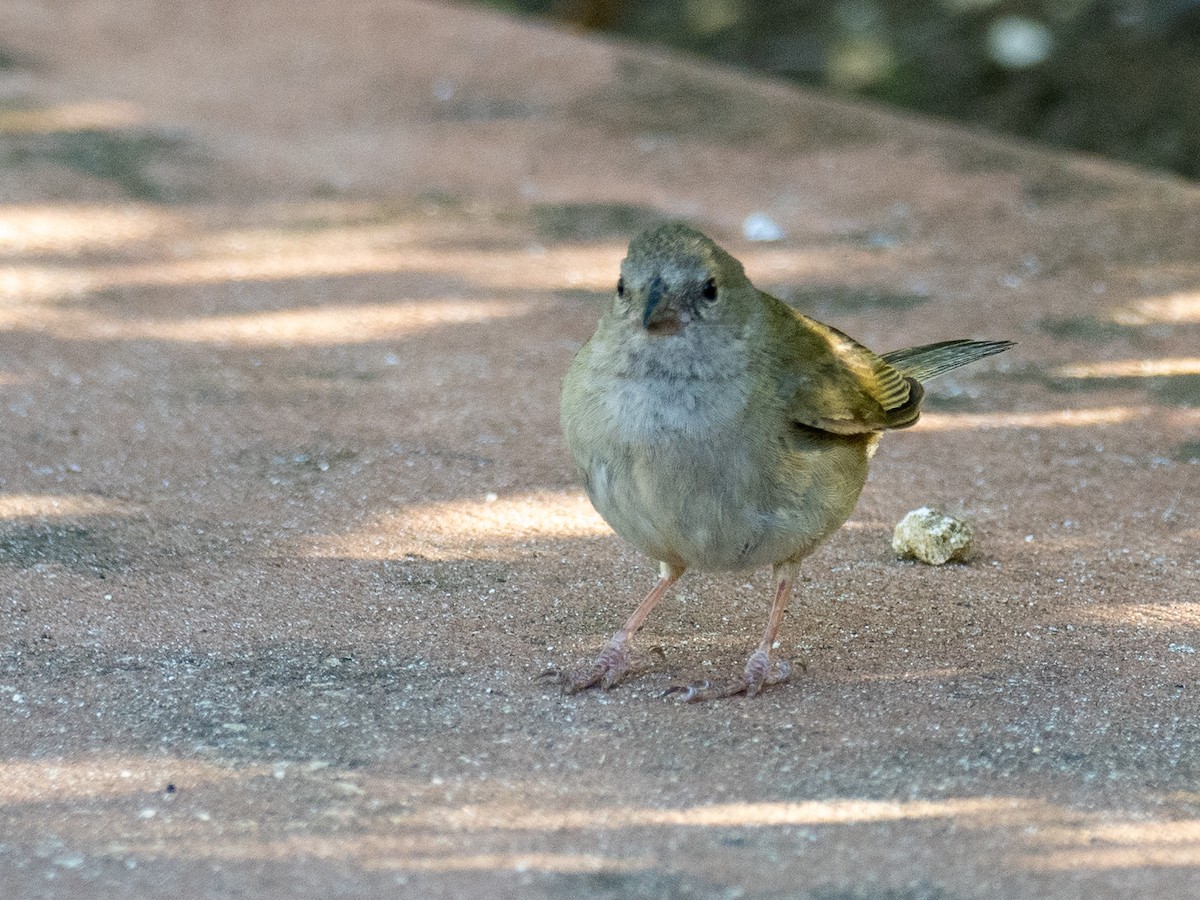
{"left": 766, "top": 293, "right": 923, "bottom": 435}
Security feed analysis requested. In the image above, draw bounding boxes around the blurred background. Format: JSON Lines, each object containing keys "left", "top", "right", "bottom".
{"left": 472, "top": 0, "right": 1200, "bottom": 180}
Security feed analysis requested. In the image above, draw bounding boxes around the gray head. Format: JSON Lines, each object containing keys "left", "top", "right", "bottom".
{"left": 614, "top": 223, "right": 751, "bottom": 337}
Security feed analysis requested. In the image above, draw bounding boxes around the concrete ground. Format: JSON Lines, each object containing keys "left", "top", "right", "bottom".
{"left": 1, "top": 1, "right": 1198, "bottom": 897}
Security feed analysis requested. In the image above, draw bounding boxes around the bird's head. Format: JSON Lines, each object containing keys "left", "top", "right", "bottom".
{"left": 612, "top": 223, "right": 754, "bottom": 338}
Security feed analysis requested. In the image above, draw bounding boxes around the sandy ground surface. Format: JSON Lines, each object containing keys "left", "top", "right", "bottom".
{"left": 1, "top": 1, "right": 1199, "bottom": 897}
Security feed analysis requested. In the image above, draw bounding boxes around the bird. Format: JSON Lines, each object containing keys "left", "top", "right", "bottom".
{"left": 554, "top": 222, "right": 1013, "bottom": 701}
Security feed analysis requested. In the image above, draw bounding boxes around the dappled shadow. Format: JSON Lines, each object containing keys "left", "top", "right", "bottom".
{"left": 3, "top": 517, "right": 1198, "bottom": 770}
{"left": 3, "top": 4, "right": 1200, "bottom": 895}
{"left": 2, "top": 128, "right": 203, "bottom": 203}
{"left": 578, "top": 51, "right": 885, "bottom": 152}
{"left": 0, "top": 98, "right": 216, "bottom": 203}
{"left": 994, "top": 362, "right": 1200, "bottom": 409}
{"left": 0, "top": 77, "right": 1197, "bottom": 900}
{"left": 531, "top": 201, "right": 666, "bottom": 242}
{"left": 782, "top": 283, "right": 930, "bottom": 317}
{"left": 3, "top": 614, "right": 1200, "bottom": 895}
{"left": 0, "top": 520, "right": 132, "bottom": 572}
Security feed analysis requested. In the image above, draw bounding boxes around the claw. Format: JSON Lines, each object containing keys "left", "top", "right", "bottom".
{"left": 665, "top": 653, "right": 795, "bottom": 702}
{"left": 543, "top": 642, "right": 631, "bottom": 694}
{"left": 662, "top": 680, "right": 710, "bottom": 702}
{"left": 546, "top": 568, "right": 684, "bottom": 696}
{"left": 766, "top": 658, "right": 792, "bottom": 684}
{"left": 600, "top": 664, "right": 627, "bottom": 690}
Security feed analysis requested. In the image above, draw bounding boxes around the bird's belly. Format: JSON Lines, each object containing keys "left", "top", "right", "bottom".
{"left": 586, "top": 436, "right": 866, "bottom": 572}
{"left": 567, "top": 365, "right": 872, "bottom": 571}
{"left": 588, "top": 452, "right": 757, "bottom": 570}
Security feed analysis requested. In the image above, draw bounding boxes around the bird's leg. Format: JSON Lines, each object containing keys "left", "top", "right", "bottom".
{"left": 549, "top": 563, "right": 683, "bottom": 693}
{"left": 673, "top": 564, "right": 797, "bottom": 702}
{"left": 741, "top": 567, "right": 796, "bottom": 693}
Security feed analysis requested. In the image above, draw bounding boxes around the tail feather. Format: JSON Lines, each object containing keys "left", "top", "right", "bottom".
{"left": 882, "top": 339, "right": 1015, "bottom": 383}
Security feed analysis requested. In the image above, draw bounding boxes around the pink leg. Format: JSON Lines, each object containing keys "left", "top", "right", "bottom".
{"left": 551, "top": 563, "right": 684, "bottom": 693}
{"left": 674, "top": 564, "right": 797, "bottom": 702}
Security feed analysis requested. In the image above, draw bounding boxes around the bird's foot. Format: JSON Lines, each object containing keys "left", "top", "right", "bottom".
{"left": 540, "top": 641, "right": 632, "bottom": 694}
{"left": 666, "top": 650, "right": 793, "bottom": 702}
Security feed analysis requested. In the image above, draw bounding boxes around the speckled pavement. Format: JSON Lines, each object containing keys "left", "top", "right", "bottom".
{"left": 1, "top": 2, "right": 1199, "bottom": 897}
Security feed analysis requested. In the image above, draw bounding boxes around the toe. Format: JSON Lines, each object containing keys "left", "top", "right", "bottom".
{"left": 599, "top": 662, "right": 628, "bottom": 690}
{"left": 667, "top": 677, "right": 746, "bottom": 703}
{"left": 663, "top": 680, "right": 711, "bottom": 702}
{"left": 666, "top": 651, "right": 795, "bottom": 702}
{"left": 743, "top": 675, "right": 765, "bottom": 699}
{"left": 549, "top": 643, "right": 632, "bottom": 694}
{"left": 561, "top": 666, "right": 603, "bottom": 694}
{"left": 766, "top": 658, "right": 792, "bottom": 685}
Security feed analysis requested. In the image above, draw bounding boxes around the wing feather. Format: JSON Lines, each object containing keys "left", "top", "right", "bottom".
{"left": 763, "top": 292, "right": 922, "bottom": 435}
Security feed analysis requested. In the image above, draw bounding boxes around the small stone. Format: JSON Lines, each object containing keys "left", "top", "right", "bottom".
{"left": 892, "top": 507, "right": 974, "bottom": 565}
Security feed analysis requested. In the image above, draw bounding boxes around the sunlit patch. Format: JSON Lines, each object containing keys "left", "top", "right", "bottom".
{"left": 0, "top": 205, "right": 864, "bottom": 307}
{"left": 839, "top": 666, "right": 976, "bottom": 683}
{"left": 736, "top": 247, "right": 885, "bottom": 280}
{"left": 0, "top": 493, "right": 131, "bottom": 518}
{"left": 403, "top": 492, "right": 608, "bottom": 539}
{"left": 1052, "top": 358, "right": 1200, "bottom": 379}
{"left": 1073, "top": 602, "right": 1200, "bottom": 630}
{"left": 2, "top": 758, "right": 1182, "bottom": 880}
{"left": 104, "top": 833, "right": 652, "bottom": 874}
{"left": 190, "top": 230, "right": 627, "bottom": 292}
{"left": 413, "top": 796, "right": 1044, "bottom": 831}
{"left": 0, "top": 233, "right": 625, "bottom": 303}
{"left": 0, "top": 249, "right": 429, "bottom": 303}
{"left": 0, "top": 758, "right": 257, "bottom": 803}
{"left": 56, "top": 299, "right": 537, "bottom": 346}
{"left": 0, "top": 266, "right": 82, "bottom": 304}
{"left": 838, "top": 519, "right": 891, "bottom": 531}
{"left": 1019, "top": 819, "right": 1200, "bottom": 871}
{"left": 303, "top": 491, "right": 608, "bottom": 561}
{"left": 361, "top": 852, "right": 651, "bottom": 873}
{"left": 0, "top": 205, "right": 180, "bottom": 255}
{"left": 0, "top": 101, "right": 144, "bottom": 134}
{"left": 916, "top": 406, "right": 1142, "bottom": 431}
{"left": 1112, "top": 292, "right": 1200, "bottom": 325}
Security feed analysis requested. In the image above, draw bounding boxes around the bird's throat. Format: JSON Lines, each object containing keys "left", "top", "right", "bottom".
{"left": 643, "top": 316, "right": 682, "bottom": 337}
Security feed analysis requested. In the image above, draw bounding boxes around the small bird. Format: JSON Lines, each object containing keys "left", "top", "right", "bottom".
{"left": 555, "top": 223, "right": 1013, "bottom": 701}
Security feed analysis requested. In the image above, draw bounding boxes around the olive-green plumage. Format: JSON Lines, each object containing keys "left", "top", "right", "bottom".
{"left": 555, "top": 223, "right": 1012, "bottom": 700}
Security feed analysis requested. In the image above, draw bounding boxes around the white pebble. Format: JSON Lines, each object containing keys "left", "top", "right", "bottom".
{"left": 892, "top": 507, "right": 974, "bottom": 565}
{"left": 742, "top": 213, "right": 784, "bottom": 242}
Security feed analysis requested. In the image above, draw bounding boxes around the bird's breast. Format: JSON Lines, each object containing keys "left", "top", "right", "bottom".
{"left": 591, "top": 328, "right": 754, "bottom": 443}
{"left": 563, "top": 327, "right": 868, "bottom": 571}
{"left": 601, "top": 371, "right": 750, "bottom": 444}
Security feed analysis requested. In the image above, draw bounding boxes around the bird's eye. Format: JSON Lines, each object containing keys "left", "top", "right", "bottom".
{"left": 701, "top": 277, "right": 717, "bottom": 301}
{"left": 616, "top": 276, "right": 625, "bottom": 297}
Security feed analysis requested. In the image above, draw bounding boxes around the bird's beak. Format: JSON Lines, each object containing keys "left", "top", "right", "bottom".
{"left": 641, "top": 276, "right": 665, "bottom": 328}
{"left": 640, "top": 276, "right": 682, "bottom": 335}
